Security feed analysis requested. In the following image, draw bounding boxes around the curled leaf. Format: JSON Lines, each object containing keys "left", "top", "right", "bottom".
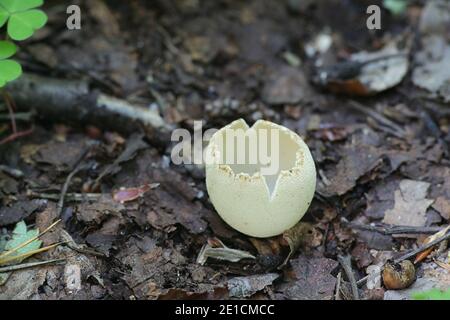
{"left": 197, "top": 238, "right": 255, "bottom": 265}
{"left": 112, "top": 183, "right": 159, "bottom": 203}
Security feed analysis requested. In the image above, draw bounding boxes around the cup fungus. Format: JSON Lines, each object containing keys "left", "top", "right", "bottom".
{"left": 205, "top": 119, "right": 316, "bottom": 238}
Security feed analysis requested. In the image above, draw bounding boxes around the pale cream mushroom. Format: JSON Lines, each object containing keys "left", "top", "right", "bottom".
{"left": 205, "top": 119, "right": 316, "bottom": 238}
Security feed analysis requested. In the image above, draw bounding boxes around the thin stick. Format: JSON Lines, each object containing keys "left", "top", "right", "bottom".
{"left": 343, "top": 219, "right": 443, "bottom": 235}
{"left": 348, "top": 100, "right": 407, "bottom": 137}
{"left": 393, "top": 232, "right": 450, "bottom": 263}
{"left": 1, "top": 89, "right": 17, "bottom": 133}
{"left": 0, "top": 219, "right": 61, "bottom": 259}
{"left": 0, "top": 258, "right": 65, "bottom": 273}
{"left": 357, "top": 231, "right": 450, "bottom": 287}
{"left": 0, "top": 126, "right": 34, "bottom": 145}
{"left": 0, "top": 112, "right": 33, "bottom": 122}
{"left": 27, "top": 191, "right": 102, "bottom": 202}
{"left": 338, "top": 254, "right": 359, "bottom": 300}
{"left": 57, "top": 147, "right": 91, "bottom": 216}
{"left": 57, "top": 165, "right": 83, "bottom": 216}
{"left": 0, "top": 165, "right": 24, "bottom": 178}
{"left": 335, "top": 271, "right": 342, "bottom": 300}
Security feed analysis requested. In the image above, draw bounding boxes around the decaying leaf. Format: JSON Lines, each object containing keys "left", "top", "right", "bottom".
{"left": 262, "top": 66, "right": 313, "bottom": 105}
{"left": 350, "top": 45, "right": 409, "bottom": 95}
{"left": 112, "top": 183, "right": 159, "bottom": 203}
{"left": 76, "top": 194, "right": 124, "bottom": 225}
{"left": 197, "top": 238, "right": 256, "bottom": 265}
{"left": 318, "top": 142, "right": 382, "bottom": 196}
{"left": 313, "top": 43, "right": 408, "bottom": 96}
{"left": 278, "top": 255, "right": 338, "bottom": 300}
{"left": 382, "top": 180, "right": 434, "bottom": 227}
{"left": 158, "top": 287, "right": 229, "bottom": 300}
{"left": 2, "top": 221, "right": 42, "bottom": 264}
{"left": 92, "top": 134, "right": 148, "bottom": 190}
{"left": 413, "top": 36, "right": 450, "bottom": 102}
{"left": 0, "top": 200, "right": 45, "bottom": 227}
{"left": 434, "top": 259, "right": 450, "bottom": 272}
{"left": 413, "top": 0, "right": 450, "bottom": 101}
{"left": 228, "top": 273, "right": 279, "bottom": 298}
{"left": 419, "top": 0, "right": 450, "bottom": 35}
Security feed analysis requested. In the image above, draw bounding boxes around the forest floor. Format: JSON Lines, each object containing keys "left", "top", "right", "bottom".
{"left": 0, "top": 0, "right": 450, "bottom": 300}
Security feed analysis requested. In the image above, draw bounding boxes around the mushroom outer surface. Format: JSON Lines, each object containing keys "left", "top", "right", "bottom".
{"left": 205, "top": 119, "right": 316, "bottom": 238}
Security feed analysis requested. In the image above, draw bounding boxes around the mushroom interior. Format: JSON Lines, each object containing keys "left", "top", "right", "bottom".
{"left": 216, "top": 120, "right": 300, "bottom": 196}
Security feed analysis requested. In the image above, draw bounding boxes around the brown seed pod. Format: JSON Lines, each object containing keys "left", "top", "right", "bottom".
{"left": 382, "top": 260, "right": 416, "bottom": 290}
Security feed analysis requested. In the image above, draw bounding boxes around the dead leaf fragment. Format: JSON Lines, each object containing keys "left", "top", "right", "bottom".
{"left": 0, "top": 200, "right": 46, "bottom": 227}
{"left": 112, "top": 183, "right": 159, "bottom": 203}
{"left": 351, "top": 45, "right": 409, "bottom": 94}
{"left": 318, "top": 143, "right": 382, "bottom": 196}
{"left": 197, "top": 238, "right": 256, "bottom": 265}
{"left": 262, "top": 66, "right": 313, "bottom": 105}
{"left": 413, "top": 36, "right": 450, "bottom": 102}
{"left": 278, "top": 255, "right": 338, "bottom": 300}
{"left": 382, "top": 180, "right": 434, "bottom": 227}
{"left": 228, "top": 273, "right": 279, "bottom": 298}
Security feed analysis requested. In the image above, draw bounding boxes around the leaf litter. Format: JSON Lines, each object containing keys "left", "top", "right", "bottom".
{"left": 1, "top": 0, "right": 450, "bottom": 300}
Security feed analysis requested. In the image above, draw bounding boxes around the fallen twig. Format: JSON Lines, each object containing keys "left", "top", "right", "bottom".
{"left": 0, "top": 258, "right": 65, "bottom": 273}
{"left": 0, "top": 125, "right": 34, "bottom": 145}
{"left": 348, "top": 100, "right": 407, "bottom": 138}
{"left": 0, "top": 112, "right": 33, "bottom": 122}
{"left": 6, "top": 74, "right": 172, "bottom": 145}
{"left": 335, "top": 271, "right": 342, "bottom": 300}
{"left": 357, "top": 230, "right": 450, "bottom": 287}
{"left": 27, "top": 190, "right": 102, "bottom": 202}
{"left": 337, "top": 254, "right": 359, "bottom": 300}
{"left": 343, "top": 219, "right": 443, "bottom": 235}
{"left": 393, "top": 231, "right": 450, "bottom": 264}
{"left": 60, "top": 230, "right": 106, "bottom": 258}
{"left": 57, "top": 148, "right": 91, "bottom": 217}
{"left": 1, "top": 89, "right": 17, "bottom": 134}
{"left": 0, "top": 165, "right": 24, "bottom": 178}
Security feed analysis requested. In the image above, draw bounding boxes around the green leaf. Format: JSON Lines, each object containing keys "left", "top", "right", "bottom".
{"left": 412, "top": 288, "right": 450, "bottom": 300}
{"left": 0, "top": 59, "right": 22, "bottom": 87}
{"left": 0, "top": 0, "right": 43, "bottom": 12}
{"left": 2, "top": 220, "right": 41, "bottom": 263}
{"left": 0, "top": 6, "right": 8, "bottom": 27}
{"left": 7, "top": 9, "right": 47, "bottom": 41}
{"left": 383, "top": 0, "right": 408, "bottom": 15}
{"left": 0, "top": 40, "right": 17, "bottom": 59}
{"left": 0, "top": 0, "right": 47, "bottom": 40}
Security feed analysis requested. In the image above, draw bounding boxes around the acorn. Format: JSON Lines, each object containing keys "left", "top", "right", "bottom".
{"left": 382, "top": 260, "right": 416, "bottom": 290}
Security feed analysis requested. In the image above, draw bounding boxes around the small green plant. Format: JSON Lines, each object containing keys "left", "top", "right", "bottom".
{"left": 0, "top": 0, "right": 48, "bottom": 87}
{"left": 383, "top": 0, "right": 408, "bottom": 16}
{"left": 412, "top": 288, "right": 450, "bottom": 300}
{"left": 0, "top": 40, "right": 20, "bottom": 86}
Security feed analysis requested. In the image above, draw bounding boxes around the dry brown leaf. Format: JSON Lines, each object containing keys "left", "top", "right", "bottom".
{"left": 382, "top": 180, "right": 434, "bottom": 227}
